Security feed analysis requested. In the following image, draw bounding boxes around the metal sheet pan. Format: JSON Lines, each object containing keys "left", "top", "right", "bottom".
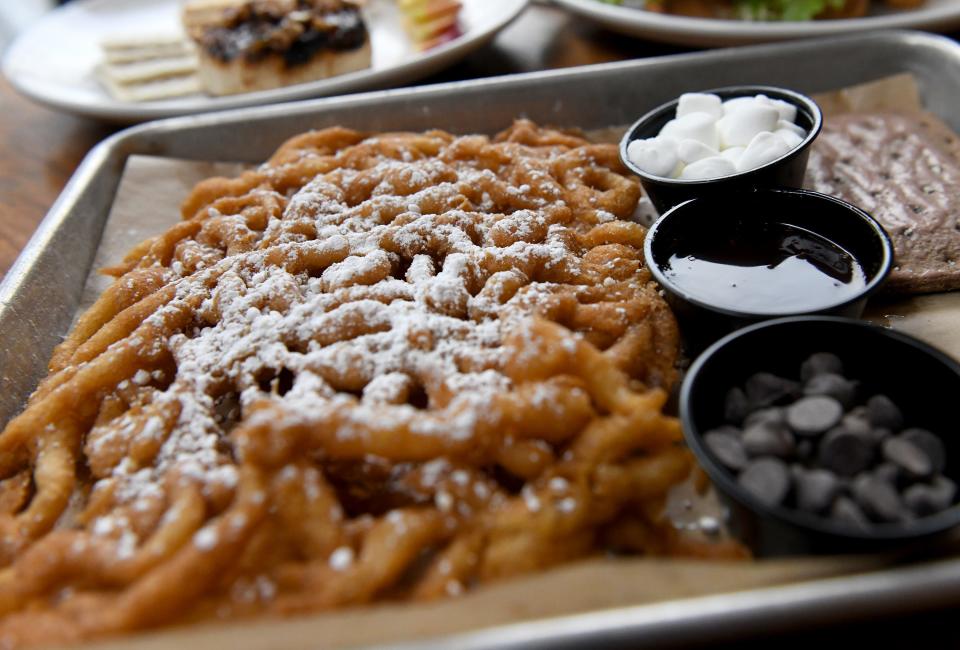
{"left": 3, "top": 29, "right": 960, "bottom": 646}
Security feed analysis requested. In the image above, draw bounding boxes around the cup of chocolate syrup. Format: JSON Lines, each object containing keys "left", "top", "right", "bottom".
{"left": 645, "top": 188, "right": 893, "bottom": 353}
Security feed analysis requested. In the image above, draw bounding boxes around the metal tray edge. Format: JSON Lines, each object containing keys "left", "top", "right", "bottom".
{"left": 3, "top": 28, "right": 960, "bottom": 647}
{"left": 389, "top": 555, "right": 960, "bottom": 649}
{"left": 112, "top": 29, "right": 960, "bottom": 139}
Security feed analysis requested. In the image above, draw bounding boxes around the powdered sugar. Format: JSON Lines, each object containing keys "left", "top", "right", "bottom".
{"left": 522, "top": 485, "right": 541, "bottom": 513}
{"left": 556, "top": 497, "right": 577, "bottom": 514}
{"left": 548, "top": 477, "right": 569, "bottom": 493}
{"left": 81, "top": 127, "right": 638, "bottom": 560}
{"left": 328, "top": 546, "right": 354, "bottom": 571}
{"left": 193, "top": 527, "right": 219, "bottom": 551}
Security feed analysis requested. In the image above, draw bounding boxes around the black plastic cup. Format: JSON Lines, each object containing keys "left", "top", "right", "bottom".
{"left": 644, "top": 188, "right": 893, "bottom": 354}
{"left": 681, "top": 316, "right": 960, "bottom": 556}
{"left": 620, "top": 85, "right": 823, "bottom": 215}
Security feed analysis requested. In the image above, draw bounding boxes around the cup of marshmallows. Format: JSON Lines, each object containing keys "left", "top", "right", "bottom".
{"left": 619, "top": 85, "right": 823, "bottom": 214}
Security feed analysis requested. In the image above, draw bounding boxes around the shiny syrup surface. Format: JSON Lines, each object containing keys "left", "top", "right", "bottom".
{"left": 661, "top": 221, "right": 866, "bottom": 314}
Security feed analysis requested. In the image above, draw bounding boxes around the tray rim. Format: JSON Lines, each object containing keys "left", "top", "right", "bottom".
{"left": 3, "top": 28, "right": 960, "bottom": 647}
{"left": 386, "top": 553, "right": 960, "bottom": 649}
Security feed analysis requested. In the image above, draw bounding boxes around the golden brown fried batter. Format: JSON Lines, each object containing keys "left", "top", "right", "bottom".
{"left": 0, "top": 120, "right": 732, "bottom": 648}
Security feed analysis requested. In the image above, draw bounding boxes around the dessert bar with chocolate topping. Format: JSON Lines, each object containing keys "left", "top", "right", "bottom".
{"left": 186, "top": 0, "right": 371, "bottom": 96}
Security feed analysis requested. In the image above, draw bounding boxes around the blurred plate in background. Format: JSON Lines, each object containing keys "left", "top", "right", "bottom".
{"left": 2, "top": 0, "right": 528, "bottom": 122}
{"left": 552, "top": 0, "right": 960, "bottom": 47}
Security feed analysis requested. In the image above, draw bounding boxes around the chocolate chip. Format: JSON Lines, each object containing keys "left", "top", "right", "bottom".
{"left": 904, "top": 484, "right": 943, "bottom": 516}
{"left": 819, "top": 428, "right": 874, "bottom": 477}
{"left": 882, "top": 436, "right": 933, "bottom": 480}
{"left": 800, "top": 352, "right": 843, "bottom": 382}
{"left": 724, "top": 386, "right": 749, "bottom": 424}
{"left": 704, "top": 427, "right": 748, "bottom": 471}
{"left": 803, "top": 373, "right": 857, "bottom": 408}
{"left": 852, "top": 474, "right": 905, "bottom": 522}
{"left": 738, "top": 458, "right": 790, "bottom": 506}
{"left": 786, "top": 396, "right": 843, "bottom": 436}
{"left": 742, "top": 422, "right": 795, "bottom": 458}
{"left": 831, "top": 496, "right": 871, "bottom": 529}
{"left": 790, "top": 463, "right": 805, "bottom": 481}
{"left": 745, "top": 373, "right": 799, "bottom": 409}
{"left": 872, "top": 462, "right": 900, "bottom": 485}
{"left": 904, "top": 476, "right": 958, "bottom": 516}
{"left": 718, "top": 355, "right": 954, "bottom": 529}
{"left": 934, "top": 473, "right": 956, "bottom": 494}
{"left": 744, "top": 406, "right": 786, "bottom": 428}
{"left": 932, "top": 475, "right": 957, "bottom": 504}
{"left": 901, "top": 428, "right": 946, "bottom": 474}
{"left": 866, "top": 394, "right": 904, "bottom": 431}
{"left": 868, "top": 427, "right": 893, "bottom": 447}
{"left": 795, "top": 468, "right": 840, "bottom": 513}
{"left": 841, "top": 410, "right": 871, "bottom": 437}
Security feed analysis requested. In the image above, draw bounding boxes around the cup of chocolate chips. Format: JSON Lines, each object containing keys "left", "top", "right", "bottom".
{"left": 681, "top": 316, "right": 960, "bottom": 555}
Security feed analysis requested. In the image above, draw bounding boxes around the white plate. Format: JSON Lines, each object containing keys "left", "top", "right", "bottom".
{"left": 552, "top": 0, "right": 960, "bottom": 47}
{"left": 1, "top": 0, "right": 528, "bottom": 122}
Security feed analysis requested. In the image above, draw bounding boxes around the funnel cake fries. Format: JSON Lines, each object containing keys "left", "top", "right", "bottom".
{"left": 0, "top": 121, "right": 734, "bottom": 647}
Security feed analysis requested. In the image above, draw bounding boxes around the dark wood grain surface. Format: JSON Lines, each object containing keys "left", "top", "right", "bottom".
{"left": 1, "top": 3, "right": 959, "bottom": 646}
{"left": 0, "top": 74, "right": 113, "bottom": 276}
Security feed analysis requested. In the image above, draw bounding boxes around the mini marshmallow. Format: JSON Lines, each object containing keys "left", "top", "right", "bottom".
{"left": 725, "top": 95, "right": 797, "bottom": 122}
{"left": 722, "top": 96, "right": 756, "bottom": 116}
{"left": 764, "top": 96, "right": 798, "bottom": 123}
{"left": 737, "top": 132, "right": 793, "bottom": 172}
{"left": 720, "top": 146, "right": 745, "bottom": 163}
{"left": 661, "top": 112, "right": 720, "bottom": 150}
{"left": 680, "top": 156, "right": 737, "bottom": 180}
{"left": 677, "top": 93, "right": 723, "bottom": 120}
{"left": 717, "top": 104, "right": 780, "bottom": 148}
{"left": 777, "top": 119, "right": 806, "bottom": 137}
{"left": 626, "top": 136, "right": 680, "bottom": 177}
{"left": 775, "top": 129, "right": 804, "bottom": 149}
{"left": 678, "top": 138, "right": 718, "bottom": 165}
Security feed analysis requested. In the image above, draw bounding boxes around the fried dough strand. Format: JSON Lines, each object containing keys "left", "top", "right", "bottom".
{"left": 0, "top": 120, "right": 738, "bottom": 647}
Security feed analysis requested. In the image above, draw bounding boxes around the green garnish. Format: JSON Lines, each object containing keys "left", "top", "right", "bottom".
{"left": 734, "top": 0, "right": 848, "bottom": 21}
{"left": 594, "top": 0, "right": 850, "bottom": 20}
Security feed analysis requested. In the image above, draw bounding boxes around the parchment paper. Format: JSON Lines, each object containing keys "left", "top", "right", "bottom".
{"left": 77, "top": 75, "right": 960, "bottom": 647}
{"left": 77, "top": 157, "right": 247, "bottom": 316}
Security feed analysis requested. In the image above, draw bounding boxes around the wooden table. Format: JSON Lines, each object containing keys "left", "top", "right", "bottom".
{"left": 1, "top": 3, "right": 959, "bottom": 646}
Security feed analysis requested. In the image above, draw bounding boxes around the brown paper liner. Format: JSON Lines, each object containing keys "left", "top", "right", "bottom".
{"left": 73, "top": 75, "right": 958, "bottom": 646}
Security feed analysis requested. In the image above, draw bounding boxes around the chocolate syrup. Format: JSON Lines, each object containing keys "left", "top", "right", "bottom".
{"left": 202, "top": 3, "right": 367, "bottom": 68}
{"left": 660, "top": 221, "right": 867, "bottom": 314}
